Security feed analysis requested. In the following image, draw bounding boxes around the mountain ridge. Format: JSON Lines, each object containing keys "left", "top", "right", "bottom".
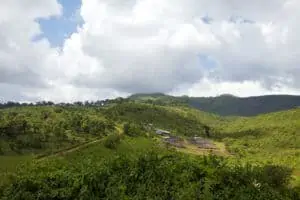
{"left": 128, "top": 93, "right": 300, "bottom": 116}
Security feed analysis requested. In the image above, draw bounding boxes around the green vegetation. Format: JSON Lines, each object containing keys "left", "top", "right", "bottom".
{"left": 186, "top": 95, "right": 300, "bottom": 116}
{"left": 1, "top": 149, "right": 299, "bottom": 199}
{"left": 0, "top": 106, "right": 115, "bottom": 155}
{"left": 103, "top": 102, "right": 216, "bottom": 137}
{"left": 104, "top": 133, "right": 122, "bottom": 149}
{"left": 63, "top": 136, "right": 158, "bottom": 163}
{"left": 123, "top": 122, "right": 146, "bottom": 137}
{"left": 214, "top": 108, "right": 300, "bottom": 179}
{"left": 129, "top": 93, "right": 300, "bottom": 116}
{"left": 0, "top": 98, "right": 300, "bottom": 199}
{"left": 0, "top": 106, "right": 116, "bottom": 183}
{"left": 0, "top": 155, "right": 33, "bottom": 186}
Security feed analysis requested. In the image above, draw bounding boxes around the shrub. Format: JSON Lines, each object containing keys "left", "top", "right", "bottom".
{"left": 123, "top": 122, "right": 144, "bottom": 137}
{"left": 1, "top": 151, "right": 299, "bottom": 200}
{"left": 261, "top": 165, "right": 292, "bottom": 188}
{"left": 104, "top": 133, "right": 121, "bottom": 149}
{"left": 0, "top": 144, "right": 3, "bottom": 155}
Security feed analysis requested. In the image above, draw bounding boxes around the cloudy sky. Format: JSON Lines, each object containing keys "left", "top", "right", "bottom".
{"left": 1, "top": 0, "right": 300, "bottom": 102}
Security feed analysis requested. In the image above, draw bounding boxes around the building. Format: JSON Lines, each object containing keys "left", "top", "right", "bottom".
{"left": 155, "top": 129, "right": 171, "bottom": 136}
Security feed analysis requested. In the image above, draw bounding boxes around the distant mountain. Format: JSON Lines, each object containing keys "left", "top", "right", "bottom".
{"left": 128, "top": 93, "right": 300, "bottom": 116}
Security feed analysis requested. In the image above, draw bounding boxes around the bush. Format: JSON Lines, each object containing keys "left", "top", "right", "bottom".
{"left": 1, "top": 151, "right": 299, "bottom": 200}
{"left": 123, "top": 122, "right": 144, "bottom": 137}
{"left": 104, "top": 133, "right": 121, "bottom": 149}
{"left": 0, "top": 144, "right": 3, "bottom": 155}
{"left": 261, "top": 165, "right": 292, "bottom": 188}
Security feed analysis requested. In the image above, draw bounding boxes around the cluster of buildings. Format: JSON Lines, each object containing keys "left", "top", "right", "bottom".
{"left": 155, "top": 128, "right": 216, "bottom": 149}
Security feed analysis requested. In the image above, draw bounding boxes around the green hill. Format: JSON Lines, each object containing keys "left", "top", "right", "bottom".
{"left": 215, "top": 108, "right": 300, "bottom": 169}
{"left": 186, "top": 95, "right": 300, "bottom": 116}
{"left": 103, "top": 102, "right": 222, "bottom": 136}
{"left": 0, "top": 106, "right": 115, "bottom": 155}
{"left": 0, "top": 102, "right": 300, "bottom": 199}
{"left": 102, "top": 101, "right": 300, "bottom": 183}
{"left": 129, "top": 93, "right": 300, "bottom": 116}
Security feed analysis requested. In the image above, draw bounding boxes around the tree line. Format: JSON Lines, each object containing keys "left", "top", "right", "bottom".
{"left": 0, "top": 97, "right": 131, "bottom": 109}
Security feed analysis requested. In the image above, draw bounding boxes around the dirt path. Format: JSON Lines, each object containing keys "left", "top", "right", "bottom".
{"left": 53, "top": 139, "right": 102, "bottom": 156}
{"left": 37, "top": 125, "right": 124, "bottom": 161}
{"left": 37, "top": 139, "right": 103, "bottom": 161}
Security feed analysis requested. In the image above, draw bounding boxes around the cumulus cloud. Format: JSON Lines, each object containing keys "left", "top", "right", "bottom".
{"left": 0, "top": 0, "right": 61, "bottom": 88}
{"left": 0, "top": 0, "right": 300, "bottom": 101}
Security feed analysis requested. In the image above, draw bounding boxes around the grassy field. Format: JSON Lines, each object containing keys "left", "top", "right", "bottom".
{"left": 0, "top": 155, "right": 33, "bottom": 185}
{"left": 211, "top": 108, "right": 300, "bottom": 185}
{"left": 61, "top": 136, "right": 157, "bottom": 162}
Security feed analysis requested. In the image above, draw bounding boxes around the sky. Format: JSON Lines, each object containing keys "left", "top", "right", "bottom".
{"left": 1, "top": 0, "right": 300, "bottom": 102}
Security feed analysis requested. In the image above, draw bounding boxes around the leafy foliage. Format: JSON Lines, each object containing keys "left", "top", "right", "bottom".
{"left": 0, "top": 106, "right": 115, "bottom": 155}
{"left": 1, "top": 98, "right": 300, "bottom": 198}
{"left": 103, "top": 102, "right": 212, "bottom": 137}
{"left": 123, "top": 122, "right": 146, "bottom": 137}
{"left": 104, "top": 133, "right": 122, "bottom": 149}
{"left": 209, "top": 108, "right": 300, "bottom": 187}
{"left": 1, "top": 150, "right": 299, "bottom": 200}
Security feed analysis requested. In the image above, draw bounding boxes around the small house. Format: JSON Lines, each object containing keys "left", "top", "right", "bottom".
{"left": 155, "top": 129, "right": 171, "bottom": 136}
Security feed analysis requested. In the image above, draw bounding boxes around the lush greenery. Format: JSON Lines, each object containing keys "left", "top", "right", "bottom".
{"left": 129, "top": 93, "right": 300, "bottom": 116}
{"left": 103, "top": 102, "right": 216, "bottom": 137}
{"left": 0, "top": 106, "right": 115, "bottom": 155}
{"left": 0, "top": 106, "right": 118, "bottom": 186}
{"left": 1, "top": 148, "right": 299, "bottom": 200}
{"left": 215, "top": 109, "right": 300, "bottom": 177}
{"left": 0, "top": 98, "right": 300, "bottom": 199}
{"left": 103, "top": 133, "right": 122, "bottom": 149}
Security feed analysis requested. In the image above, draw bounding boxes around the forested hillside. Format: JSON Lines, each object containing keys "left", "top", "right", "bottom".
{"left": 215, "top": 108, "right": 300, "bottom": 180}
{"left": 0, "top": 106, "right": 115, "bottom": 155}
{"left": 102, "top": 102, "right": 221, "bottom": 136}
{"left": 0, "top": 101, "right": 300, "bottom": 199}
{"left": 129, "top": 93, "right": 300, "bottom": 116}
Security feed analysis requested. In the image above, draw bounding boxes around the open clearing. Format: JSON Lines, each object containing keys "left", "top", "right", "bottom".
{"left": 175, "top": 140, "right": 230, "bottom": 156}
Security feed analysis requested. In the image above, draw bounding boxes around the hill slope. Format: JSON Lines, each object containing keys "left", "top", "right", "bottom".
{"left": 129, "top": 93, "right": 300, "bottom": 116}
{"left": 102, "top": 102, "right": 221, "bottom": 136}
{"left": 0, "top": 106, "right": 116, "bottom": 155}
{"left": 186, "top": 94, "right": 300, "bottom": 116}
{"left": 0, "top": 102, "right": 300, "bottom": 198}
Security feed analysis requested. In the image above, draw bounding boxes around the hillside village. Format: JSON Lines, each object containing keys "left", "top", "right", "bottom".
{"left": 153, "top": 126, "right": 217, "bottom": 152}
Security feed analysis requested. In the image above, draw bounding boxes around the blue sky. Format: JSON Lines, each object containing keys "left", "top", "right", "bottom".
{"left": 38, "top": 0, "right": 82, "bottom": 47}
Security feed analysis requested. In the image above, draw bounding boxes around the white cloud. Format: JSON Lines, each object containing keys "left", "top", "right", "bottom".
{"left": 0, "top": 0, "right": 300, "bottom": 102}
{"left": 23, "top": 82, "right": 129, "bottom": 102}
{"left": 170, "top": 79, "right": 300, "bottom": 97}
{"left": 0, "top": 0, "right": 61, "bottom": 87}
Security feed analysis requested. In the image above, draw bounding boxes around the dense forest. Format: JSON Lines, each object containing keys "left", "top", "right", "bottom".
{"left": 0, "top": 97, "right": 300, "bottom": 199}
